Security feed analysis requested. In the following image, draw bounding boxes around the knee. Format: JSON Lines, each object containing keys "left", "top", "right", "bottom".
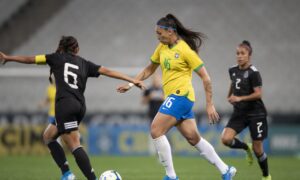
{"left": 252, "top": 143, "right": 264, "bottom": 156}
{"left": 150, "top": 125, "right": 163, "bottom": 139}
{"left": 150, "top": 123, "right": 164, "bottom": 139}
{"left": 221, "top": 136, "right": 233, "bottom": 146}
{"left": 185, "top": 133, "right": 200, "bottom": 146}
{"left": 43, "top": 131, "right": 52, "bottom": 144}
{"left": 187, "top": 137, "right": 199, "bottom": 146}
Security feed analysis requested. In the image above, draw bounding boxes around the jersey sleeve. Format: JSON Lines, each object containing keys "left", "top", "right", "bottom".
{"left": 250, "top": 71, "right": 262, "bottom": 88}
{"left": 86, "top": 61, "right": 101, "bottom": 77}
{"left": 228, "top": 68, "right": 233, "bottom": 80}
{"left": 150, "top": 43, "right": 163, "bottom": 64}
{"left": 35, "top": 53, "right": 58, "bottom": 66}
{"left": 184, "top": 48, "right": 204, "bottom": 72}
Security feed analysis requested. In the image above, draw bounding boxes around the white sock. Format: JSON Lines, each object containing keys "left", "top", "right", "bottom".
{"left": 194, "top": 138, "right": 228, "bottom": 174}
{"left": 152, "top": 135, "right": 176, "bottom": 178}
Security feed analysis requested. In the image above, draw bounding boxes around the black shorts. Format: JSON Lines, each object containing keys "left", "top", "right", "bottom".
{"left": 55, "top": 98, "right": 86, "bottom": 134}
{"left": 226, "top": 111, "right": 268, "bottom": 140}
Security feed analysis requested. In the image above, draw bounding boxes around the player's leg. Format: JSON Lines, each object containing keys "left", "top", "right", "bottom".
{"left": 221, "top": 127, "right": 253, "bottom": 164}
{"left": 61, "top": 130, "right": 96, "bottom": 180}
{"left": 221, "top": 112, "right": 253, "bottom": 165}
{"left": 151, "top": 112, "right": 178, "bottom": 180}
{"left": 56, "top": 98, "right": 95, "bottom": 180}
{"left": 222, "top": 128, "right": 246, "bottom": 149}
{"left": 177, "top": 119, "right": 236, "bottom": 179}
{"left": 249, "top": 116, "right": 271, "bottom": 179}
{"left": 43, "top": 123, "right": 72, "bottom": 176}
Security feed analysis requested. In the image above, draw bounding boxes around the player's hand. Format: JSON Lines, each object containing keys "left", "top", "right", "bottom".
{"left": 206, "top": 104, "right": 220, "bottom": 124}
{"left": 133, "top": 80, "right": 146, "bottom": 90}
{"left": 228, "top": 95, "right": 242, "bottom": 103}
{"left": 0, "top": 52, "right": 8, "bottom": 65}
{"left": 117, "top": 83, "right": 131, "bottom": 93}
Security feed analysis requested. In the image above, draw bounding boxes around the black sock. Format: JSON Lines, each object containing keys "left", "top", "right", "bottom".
{"left": 72, "top": 147, "right": 96, "bottom": 180}
{"left": 256, "top": 152, "right": 269, "bottom": 177}
{"left": 47, "top": 141, "right": 70, "bottom": 174}
{"left": 229, "top": 138, "right": 248, "bottom": 150}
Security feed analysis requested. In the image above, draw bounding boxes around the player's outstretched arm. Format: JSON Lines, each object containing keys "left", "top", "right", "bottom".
{"left": 195, "top": 66, "right": 220, "bottom": 124}
{"left": 99, "top": 66, "right": 145, "bottom": 90}
{"left": 0, "top": 52, "right": 35, "bottom": 64}
{"left": 117, "top": 62, "right": 159, "bottom": 93}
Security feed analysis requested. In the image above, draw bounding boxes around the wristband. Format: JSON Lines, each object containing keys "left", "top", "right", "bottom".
{"left": 128, "top": 83, "right": 134, "bottom": 88}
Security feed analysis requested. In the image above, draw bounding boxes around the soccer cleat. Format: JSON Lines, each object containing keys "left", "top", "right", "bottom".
{"left": 222, "top": 166, "right": 237, "bottom": 180}
{"left": 163, "top": 175, "right": 179, "bottom": 180}
{"left": 246, "top": 143, "right": 254, "bottom": 165}
{"left": 262, "top": 175, "right": 272, "bottom": 180}
{"left": 61, "top": 171, "right": 76, "bottom": 180}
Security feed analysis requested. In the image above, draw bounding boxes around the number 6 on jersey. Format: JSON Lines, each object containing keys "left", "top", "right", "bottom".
{"left": 64, "top": 63, "right": 79, "bottom": 89}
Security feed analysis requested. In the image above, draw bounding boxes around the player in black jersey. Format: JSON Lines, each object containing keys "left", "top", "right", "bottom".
{"left": 221, "top": 41, "right": 271, "bottom": 180}
{"left": 0, "top": 36, "right": 145, "bottom": 180}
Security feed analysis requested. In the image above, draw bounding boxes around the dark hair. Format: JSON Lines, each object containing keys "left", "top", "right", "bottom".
{"left": 56, "top": 36, "right": 79, "bottom": 54}
{"left": 49, "top": 36, "right": 79, "bottom": 83}
{"left": 239, "top": 40, "right": 252, "bottom": 55}
{"left": 157, "top": 14, "right": 206, "bottom": 53}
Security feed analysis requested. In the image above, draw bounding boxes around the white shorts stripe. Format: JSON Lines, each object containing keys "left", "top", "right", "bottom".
{"left": 64, "top": 121, "right": 78, "bottom": 129}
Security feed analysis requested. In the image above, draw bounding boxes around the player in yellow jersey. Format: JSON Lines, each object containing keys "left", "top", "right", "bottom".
{"left": 118, "top": 14, "right": 236, "bottom": 180}
{"left": 39, "top": 74, "right": 56, "bottom": 125}
{"left": 38, "top": 74, "right": 62, "bottom": 146}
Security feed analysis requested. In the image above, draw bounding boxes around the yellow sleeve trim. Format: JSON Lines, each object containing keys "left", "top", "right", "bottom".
{"left": 35, "top": 55, "right": 46, "bottom": 65}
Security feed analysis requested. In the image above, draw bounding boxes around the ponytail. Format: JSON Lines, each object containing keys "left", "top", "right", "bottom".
{"left": 157, "top": 14, "right": 206, "bottom": 53}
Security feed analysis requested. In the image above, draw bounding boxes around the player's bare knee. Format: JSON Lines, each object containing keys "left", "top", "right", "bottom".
{"left": 221, "top": 136, "right": 233, "bottom": 146}
{"left": 187, "top": 136, "right": 199, "bottom": 146}
{"left": 43, "top": 131, "right": 52, "bottom": 144}
{"left": 150, "top": 124, "right": 163, "bottom": 138}
{"left": 150, "top": 128, "right": 162, "bottom": 139}
{"left": 253, "top": 144, "right": 263, "bottom": 156}
{"left": 183, "top": 132, "right": 199, "bottom": 146}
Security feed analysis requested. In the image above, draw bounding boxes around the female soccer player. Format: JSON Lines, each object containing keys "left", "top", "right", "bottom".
{"left": 118, "top": 14, "right": 236, "bottom": 180}
{"left": 221, "top": 41, "right": 271, "bottom": 180}
{"left": 0, "top": 36, "right": 145, "bottom": 180}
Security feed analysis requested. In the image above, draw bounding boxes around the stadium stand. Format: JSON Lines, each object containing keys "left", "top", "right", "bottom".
{"left": 0, "top": 0, "right": 27, "bottom": 26}
{"left": 0, "top": 0, "right": 299, "bottom": 113}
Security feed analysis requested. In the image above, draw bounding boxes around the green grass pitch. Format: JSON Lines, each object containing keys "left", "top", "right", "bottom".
{"left": 0, "top": 155, "right": 299, "bottom": 179}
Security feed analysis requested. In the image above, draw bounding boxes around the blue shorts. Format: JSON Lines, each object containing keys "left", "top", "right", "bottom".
{"left": 158, "top": 94, "right": 195, "bottom": 121}
{"left": 48, "top": 116, "right": 56, "bottom": 125}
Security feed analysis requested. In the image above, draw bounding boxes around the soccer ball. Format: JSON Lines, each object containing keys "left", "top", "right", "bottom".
{"left": 99, "top": 170, "right": 122, "bottom": 180}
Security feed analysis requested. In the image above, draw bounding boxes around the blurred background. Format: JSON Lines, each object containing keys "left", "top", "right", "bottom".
{"left": 0, "top": 0, "right": 299, "bottom": 158}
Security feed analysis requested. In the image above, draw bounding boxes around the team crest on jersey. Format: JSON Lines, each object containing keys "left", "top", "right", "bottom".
{"left": 175, "top": 53, "right": 180, "bottom": 59}
{"left": 244, "top": 71, "right": 249, "bottom": 78}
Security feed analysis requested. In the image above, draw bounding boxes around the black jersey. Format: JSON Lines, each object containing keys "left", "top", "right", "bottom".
{"left": 229, "top": 65, "right": 266, "bottom": 114}
{"left": 143, "top": 86, "right": 164, "bottom": 119}
{"left": 45, "top": 52, "right": 101, "bottom": 105}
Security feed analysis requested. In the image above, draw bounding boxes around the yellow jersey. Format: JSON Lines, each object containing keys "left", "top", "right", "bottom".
{"left": 47, "top": 84, "right": 56, "bottom": 117}
{"left": 150, "top": 40, "right": 204, "bottom": 102}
